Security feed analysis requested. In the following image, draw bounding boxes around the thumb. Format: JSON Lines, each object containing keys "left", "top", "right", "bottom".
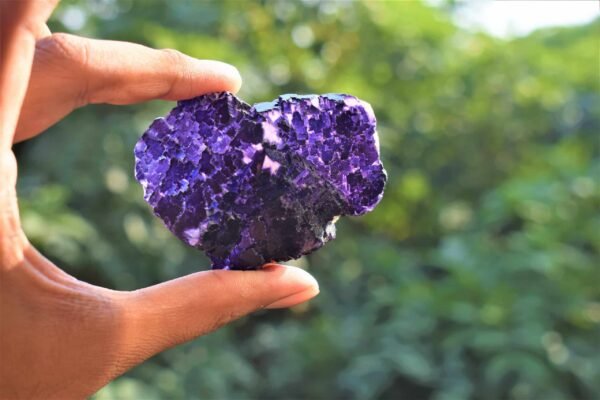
{"left": 117, "top": 264, "right": 319, "bottom": 366}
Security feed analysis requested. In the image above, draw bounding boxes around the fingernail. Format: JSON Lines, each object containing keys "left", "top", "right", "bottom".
{"left": 265, "top": 286, "right": 320, "bottom": 309}
{"left": 222, "top": 63, "right": 242, "bottom": 87}
{"left": 196, "top": 60, "right": 242, "bottom": 93}
{"left": 264, "top": 264, "right": 320, "bottom": 309}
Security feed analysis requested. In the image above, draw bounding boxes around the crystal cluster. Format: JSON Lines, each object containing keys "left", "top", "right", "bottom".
{"left": 134, "top": 92, "right": 386, "bottom": 270}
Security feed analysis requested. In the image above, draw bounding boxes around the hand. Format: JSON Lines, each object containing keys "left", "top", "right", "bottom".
{"left": 0, "top": 2, "right": 319, "bottom": 399}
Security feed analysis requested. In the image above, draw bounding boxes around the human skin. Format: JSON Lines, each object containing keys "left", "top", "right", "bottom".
{"left": 0, "top": 1, "right": 319, "bottom": 398}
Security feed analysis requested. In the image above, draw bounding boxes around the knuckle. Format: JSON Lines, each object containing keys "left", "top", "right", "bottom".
{"left": 40, "top": 33, "right": 90, "bottom": 106}
{"left": 160, "top": 48, "right": 186, "bottom": 64}
{"left": 43, "top": 33, "right": 81, "bottom": 60}
{"left": 159, "top": 48, "right": 192, "bottom": 98}
{"left": 34, "top": 33, "right": 90, "bottom": 108}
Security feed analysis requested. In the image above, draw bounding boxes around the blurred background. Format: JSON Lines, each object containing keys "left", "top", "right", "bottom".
{"left": 14, "top": 0, "right": 599, "bottom": 399}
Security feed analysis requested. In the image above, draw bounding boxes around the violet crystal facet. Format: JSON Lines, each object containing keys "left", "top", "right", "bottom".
{"left": 134, "top": 93, "right": 386, "bottom": 270}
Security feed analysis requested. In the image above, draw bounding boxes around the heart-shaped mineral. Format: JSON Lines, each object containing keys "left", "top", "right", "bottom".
{"left": 134, "top": 92, "right": 386, "bottom": 269}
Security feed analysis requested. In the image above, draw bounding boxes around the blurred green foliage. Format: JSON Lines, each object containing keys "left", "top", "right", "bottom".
{"left": 15, "top": 1, "right": 599, "bottom": 399}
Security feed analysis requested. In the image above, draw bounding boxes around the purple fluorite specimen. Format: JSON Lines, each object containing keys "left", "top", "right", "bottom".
{"left": 134, "top": 93, "right": 386, "bottom": 270}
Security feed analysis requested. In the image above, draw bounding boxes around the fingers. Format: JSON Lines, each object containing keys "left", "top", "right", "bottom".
{"left": 51, "top": 33, "right": 242, "bottom": 104}
{"left": 0, "top": 0, "right": 59, "bottom": 148}
{"left": 85, "top": 44, "right": 243, "bottom": 104}
{"left": 118, "top": 264, "right": 319, "bottom": 365}
{"left": 15, "top": 33, "right": 242, "bottom": 142}
{"left": 0, "top": 0, "right": 58, "bottom": 259}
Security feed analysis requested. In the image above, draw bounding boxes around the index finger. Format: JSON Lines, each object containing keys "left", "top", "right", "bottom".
{"left": 0, "top": 0, "right": 59, "bottom": 149}
{"left": 41, "top": 33, "right": 242, "bottom": 105}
